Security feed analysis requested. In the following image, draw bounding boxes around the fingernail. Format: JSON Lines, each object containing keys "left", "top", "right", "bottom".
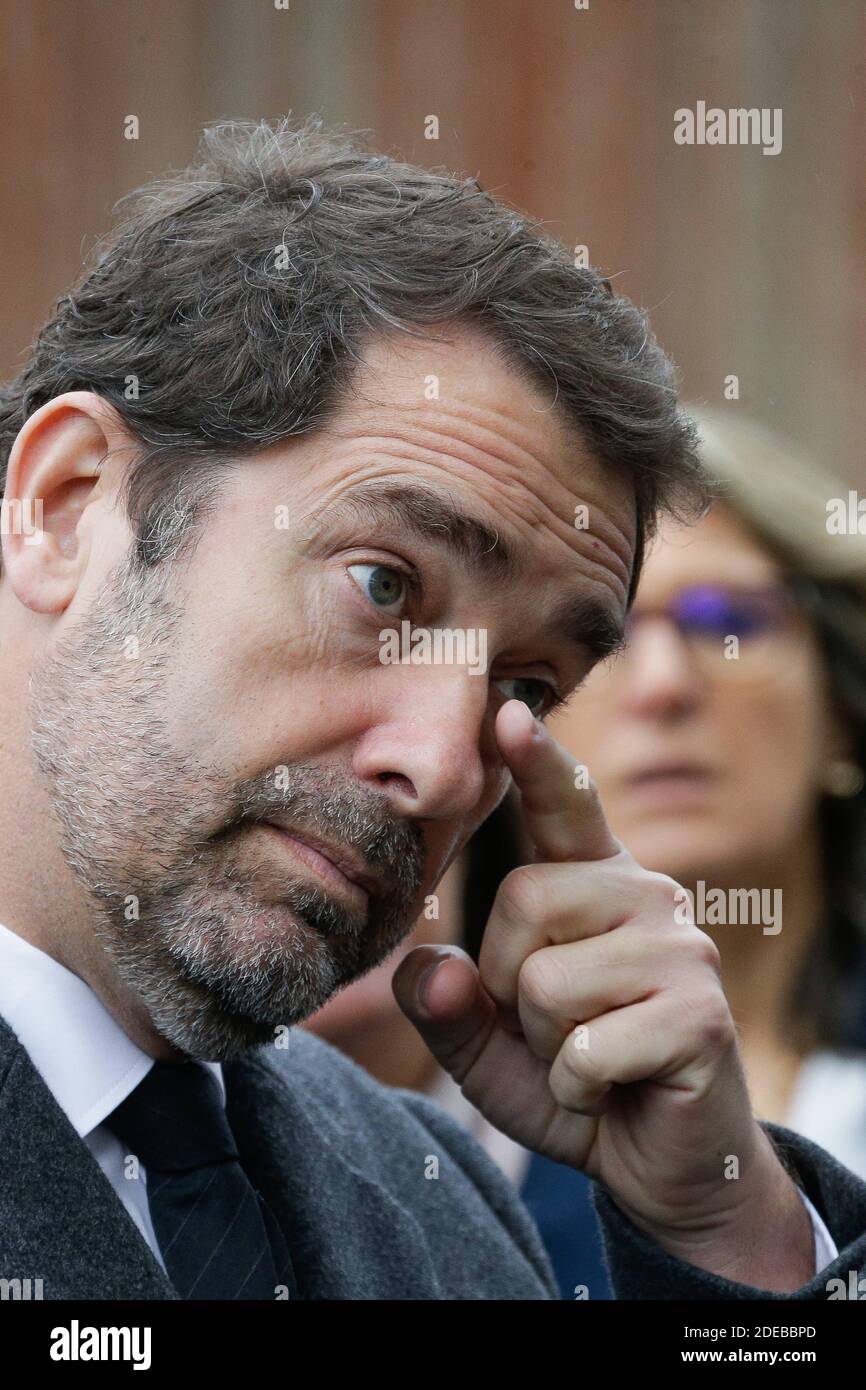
{"left": 418, "top": 957, "right": 446, "bottom": 1010}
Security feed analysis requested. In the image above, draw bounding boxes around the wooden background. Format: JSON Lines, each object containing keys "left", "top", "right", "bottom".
{"left": 1, "top": 0, "right": 863, "bottom": 480}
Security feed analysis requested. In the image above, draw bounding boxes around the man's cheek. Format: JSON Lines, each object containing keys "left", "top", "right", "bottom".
{"left": 289, "top": 578, "right": 362, "bottom": 669}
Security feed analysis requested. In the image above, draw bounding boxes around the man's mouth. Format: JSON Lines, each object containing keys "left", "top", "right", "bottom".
{"left": 259, "top": 821, "right": 381, "bottom": 908}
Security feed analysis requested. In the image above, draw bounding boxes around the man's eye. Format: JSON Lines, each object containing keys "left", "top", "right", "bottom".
{"left": 347, "top": 563, "right": 408, "bottom": 615}
{"left": 495, "top": 676, "right": 558, "bottom": 718}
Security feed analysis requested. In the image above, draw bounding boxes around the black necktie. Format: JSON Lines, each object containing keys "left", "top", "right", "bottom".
{"left": 105, "top": 1060, "right": 298, "bottom": 1300}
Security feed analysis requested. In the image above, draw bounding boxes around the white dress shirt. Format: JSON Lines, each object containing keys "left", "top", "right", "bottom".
{"left": 0, "top": 920, "right": 225, "bottom": 1272}
{"left": 786, "top": 1048, "right": 866, "bottom": 1183}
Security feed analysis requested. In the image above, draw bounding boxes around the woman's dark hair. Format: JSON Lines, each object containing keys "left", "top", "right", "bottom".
{"left": 788, "top": 578, "right": 866, "bottom": 1052}
{"left": 0, "top": 115, "right": 706, "bottom": 583}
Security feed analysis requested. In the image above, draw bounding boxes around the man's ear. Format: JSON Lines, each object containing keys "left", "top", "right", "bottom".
{"left": 1, "top": 391, "right": 137, "bottom": 614}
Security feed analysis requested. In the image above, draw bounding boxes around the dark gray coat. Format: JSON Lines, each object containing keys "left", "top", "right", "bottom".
{"left": 2, "top": 1012, "right": 866, "bottom": 1300}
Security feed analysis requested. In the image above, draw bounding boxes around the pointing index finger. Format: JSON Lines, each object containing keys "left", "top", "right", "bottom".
{"left": 496, "top": 699, "right": 622, "bottom": 863}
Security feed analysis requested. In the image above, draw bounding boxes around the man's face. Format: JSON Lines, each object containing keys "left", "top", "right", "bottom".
{"left": 27, "top": 322, "right": 636, "bottom": 1060}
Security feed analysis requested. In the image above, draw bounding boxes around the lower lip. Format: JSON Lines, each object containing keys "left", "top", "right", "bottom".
{"left": 623, "top": 773, "right": 714, "bottom": 809}
{"left": 260, "top": 824, "right": 369, "bottom": 910}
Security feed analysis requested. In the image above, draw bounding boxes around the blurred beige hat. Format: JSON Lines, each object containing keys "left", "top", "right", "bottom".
{"left": 686, "top": 404, "right": 866, "bottom": 596}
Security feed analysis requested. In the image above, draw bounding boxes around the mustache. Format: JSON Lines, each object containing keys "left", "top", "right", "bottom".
{"left": 219, "top": 763, "right": 425, "bottom": 902}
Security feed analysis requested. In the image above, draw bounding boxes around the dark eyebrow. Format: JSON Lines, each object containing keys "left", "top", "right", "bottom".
{"left": 310, "top": 478, "right": 626, "bottom": 663}
{"left": 310, "top": 479, "right": 515, "bottom": 581}
{"left": 546, "top": 590, "right": 627, "bottom": 664}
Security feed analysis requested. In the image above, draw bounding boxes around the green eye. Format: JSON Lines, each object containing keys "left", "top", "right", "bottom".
{"left": 496, "top": 677, "right": 555, "bottom": 717}
{"left": 348, "top": 563, "right": 407, "bottom": 614}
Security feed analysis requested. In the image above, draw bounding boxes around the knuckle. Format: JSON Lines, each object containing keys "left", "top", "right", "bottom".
{"left": 691, "top": 927, "right": 723, "bottom": 973}
{"left": 519, "top": 951, "right": 568, "bottom": 1015}
{"left": 669, "top": 922, "right": 723, "bottom": 971}
{"left": 497, "top": 865, "right": 548, "bottom": 925}
{"left": 557, "top": 1030, "right": 605, "bottom": 1087}
{"left": 611, "top": 865, "right": 689, "bottom": 919}
{"left": 605, "top": 851, "right": 643, "bottom": 884}
{"left": 655, "top": 926, "right": 723, "bottom": 987}
{"left": 645, "top": 870, "right": 689, "bottom": 905}
{"left": 691, "top": 990, "right": 735, "bottom": 1053}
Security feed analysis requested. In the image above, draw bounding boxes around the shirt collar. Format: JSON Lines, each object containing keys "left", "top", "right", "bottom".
{"left": 0, "top": 921, "right": 225, "bottom": 1137}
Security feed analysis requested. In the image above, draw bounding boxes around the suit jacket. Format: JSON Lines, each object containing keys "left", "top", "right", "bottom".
{"left": 3, "top": 1010, "right": 866, "bottom": 1300}
{"left": 0, "top": 1012, "right": 555, "bottom": 1299}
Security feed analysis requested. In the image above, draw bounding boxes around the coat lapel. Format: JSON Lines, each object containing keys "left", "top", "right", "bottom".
{"left": 0, "top": 1015, "right": 177, "bottom": 1300}
{"left": 0, "top": 1013, "right": 443, "bottom": 1300}
{"left": 225, "top": 1048, "right": 444, "bottom": 1299}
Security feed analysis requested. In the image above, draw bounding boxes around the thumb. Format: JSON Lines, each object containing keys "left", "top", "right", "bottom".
{"left": 391, "top": 945, "right": 499, "bottom": 1073}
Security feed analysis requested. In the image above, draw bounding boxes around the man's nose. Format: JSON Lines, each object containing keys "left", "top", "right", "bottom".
{"left": 619, "top": 619, "right": 705, "bottom": 719}
{"left": 351, "top": 669, "right": 491, "bottom": 821}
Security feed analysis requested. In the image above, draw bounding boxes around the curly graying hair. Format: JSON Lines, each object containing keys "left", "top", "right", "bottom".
{"left": 0, "top": 114, "right": 707, "bottom": 583}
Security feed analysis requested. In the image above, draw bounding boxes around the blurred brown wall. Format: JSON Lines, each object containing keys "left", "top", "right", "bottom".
{"left": 1, "top": 0, "right": 863, "bottom": 479}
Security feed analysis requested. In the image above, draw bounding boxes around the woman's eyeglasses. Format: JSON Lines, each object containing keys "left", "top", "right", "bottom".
{"left": 618, "top": 581, "right": 811, "bottom": 681}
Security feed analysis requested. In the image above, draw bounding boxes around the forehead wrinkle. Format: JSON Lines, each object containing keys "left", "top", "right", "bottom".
{"left": 307, "top": 477, "right": 516, "bottom": 582}
{"left": 326, "top": 332, "right": 638, "bottom": 560}
{"left": 337, "top": 363, "right": 560, "bottom": 443}
{"left": 501, "top": 479, "right": 633, "bottom": 604}
{"left": 319, "top": 418, "right": 636, "bottom": 589}
{"left": 325, "top": 395, "right": 571, "bottom": 497}
{"left": 304, "top": 382, "right": 638, "bottom": 602}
